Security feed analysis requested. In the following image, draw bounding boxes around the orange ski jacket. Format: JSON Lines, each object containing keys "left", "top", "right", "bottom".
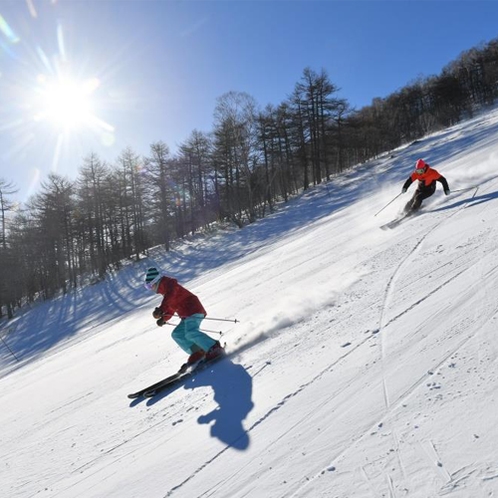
{"left": 402, "top": 165, "right": 449, "bottom": 191}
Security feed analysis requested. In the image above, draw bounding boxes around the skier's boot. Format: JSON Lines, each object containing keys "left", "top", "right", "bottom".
{"left": 205, "top": 341, "right": 225, "bottom": 361}
{"left": 180, "top": 349, "right": 206, "bottom": 373}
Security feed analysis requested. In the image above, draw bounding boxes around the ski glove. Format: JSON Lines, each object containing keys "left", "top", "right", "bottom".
{"left": 401, "top": 187, "right": 407, "bottom": 193}
{"left": 444, "top": 189, "right": 450, "bottom": 195}
{"left": 152, "top": 307, "right": 163, "bottom": 319}
{"left": 156, "top": 317, "right": 166, "bottom": 327}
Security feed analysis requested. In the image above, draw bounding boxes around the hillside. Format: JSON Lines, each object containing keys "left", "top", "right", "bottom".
{"left": 1, "top": 108, "right": 498, "bottom": 498}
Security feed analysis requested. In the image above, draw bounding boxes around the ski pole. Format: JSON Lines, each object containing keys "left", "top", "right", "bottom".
{"left": 374, "top": 193, "right": 402, "bottom": 217}
{"left": 451, "top": 188, "right": 467, "bottom": 193}
{"left": 451, "top": 186, "right": 477, "bottom": 193}
{"left": 162, "top": 321, "right": 223, "bottom": 336}
{"left": 451, "top": 186, "right": 479, "bottom": 199}
{"left": 203, "top": 317, "right": 240, "bottom": 324}
{"left": 0, "top": 334, "right": 20, "bottom": 362}
{"left": 201, "top": 328, "right": 223, "bottom": 336}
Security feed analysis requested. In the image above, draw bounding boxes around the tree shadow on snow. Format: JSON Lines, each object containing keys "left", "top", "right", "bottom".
{"left": 0, "top": 264, "right": 154, "bottom": 375}
{"left": 182, "top": 359, "right": 254, "bottom": 451}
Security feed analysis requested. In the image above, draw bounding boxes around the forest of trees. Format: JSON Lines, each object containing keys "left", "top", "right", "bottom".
{"left": 1, "top": 37, "right": 498, "bottom": 319}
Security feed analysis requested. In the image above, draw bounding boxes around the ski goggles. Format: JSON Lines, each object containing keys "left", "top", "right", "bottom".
{"left": 415, "top": 168, "right": 426, "bottom": 174}
{"left": 144, "top": 274, "right": 161, "bottom": 291}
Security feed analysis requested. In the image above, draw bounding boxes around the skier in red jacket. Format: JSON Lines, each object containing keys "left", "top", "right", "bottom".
{"left": 402, "top": 159, "right": 450, "bottom": 214}
{"left": 144, "top": 267, "right": 223, "bottom": 369}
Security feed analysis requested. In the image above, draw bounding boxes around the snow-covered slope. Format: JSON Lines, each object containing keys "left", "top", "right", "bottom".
{"left": 2, "top": 108, "right": 498, "bottom": 498}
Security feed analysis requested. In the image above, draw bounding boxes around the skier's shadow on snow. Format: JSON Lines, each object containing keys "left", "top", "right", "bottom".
{"left": 430, "top": 189, "right": 498, "bottom": 212}
{"left": 182, "top": 359, "right": 254, "bottom": 450}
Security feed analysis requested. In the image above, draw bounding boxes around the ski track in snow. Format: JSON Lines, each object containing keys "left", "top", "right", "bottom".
{"left": 165, "top": 331, "right": 379, "bottom": 498}
{"left": 279, "top": 178, "right": 498, "bottom": 498}
{"left": 48, "top": 355, "right": 268, "bottom": 498}
{"left": 186, "top": 253, "right": 498, "bottom": 498}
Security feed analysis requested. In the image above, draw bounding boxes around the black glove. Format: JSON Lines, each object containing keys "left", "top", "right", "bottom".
{"left": 444, "top": 188, "right": 450, "bottom": 195}
{"left": 156, "top": 317, "right": 166, "bottom": 327}
{"left": 152, "top": 307, "right": 163, "bottom": 319}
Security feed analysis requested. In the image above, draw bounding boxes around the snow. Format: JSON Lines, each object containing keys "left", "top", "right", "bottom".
{"left": 2, "top": 108, "right": 498, "bottom": 497}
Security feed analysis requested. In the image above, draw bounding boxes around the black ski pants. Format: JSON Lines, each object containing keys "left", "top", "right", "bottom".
{"left": 404, "top": 181, "right": 436, "bottom": 213}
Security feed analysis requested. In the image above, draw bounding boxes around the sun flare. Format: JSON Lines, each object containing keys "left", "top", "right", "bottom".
{"left": 34, "top": 74, "right": 103, "bottom": 130}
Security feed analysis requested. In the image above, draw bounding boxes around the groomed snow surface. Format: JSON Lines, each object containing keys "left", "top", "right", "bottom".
{"left": 2, "top": 108, "right": 498, "bottom": 498}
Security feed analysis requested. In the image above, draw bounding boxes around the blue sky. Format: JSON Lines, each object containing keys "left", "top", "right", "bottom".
{"left": 1, "top": 0, "right": 498, "bottom": 202}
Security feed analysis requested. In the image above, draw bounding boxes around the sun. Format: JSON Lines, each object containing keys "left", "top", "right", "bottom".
{"left": 34, "top": 74, "right": 103, "bottom": 131}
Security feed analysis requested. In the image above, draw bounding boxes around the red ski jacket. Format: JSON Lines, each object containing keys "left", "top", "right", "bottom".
{"left": 156, "top": 276, "right": 206, "bottom": 321}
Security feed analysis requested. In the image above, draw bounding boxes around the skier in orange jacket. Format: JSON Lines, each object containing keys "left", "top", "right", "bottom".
{"left": 402, "top": 159, "right": 450, "bottom": 214}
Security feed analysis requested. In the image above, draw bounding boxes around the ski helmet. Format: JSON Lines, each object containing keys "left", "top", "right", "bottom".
{"left": 415, "top": 159, "right": 427, "bottom": 174}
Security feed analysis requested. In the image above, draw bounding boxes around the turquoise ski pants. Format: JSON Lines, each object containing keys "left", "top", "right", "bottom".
{"left": 171, "top": 314, "right": 217, "bottom": 354}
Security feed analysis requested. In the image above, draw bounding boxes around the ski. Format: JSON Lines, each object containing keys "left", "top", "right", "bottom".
{"left": 127, "top": 371, "right": 183, "bottom": 399}
{"left": 127, "top": 352, "right": 226, "bottom": 400}
{"left": 380, "top": 211, "right": 415, "bottom": 230}
{"left": 142, "top": 374, "right": 188, "bottom": 398}
{"left": 380, "top": 216, "right": 406, "bottom": 230}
